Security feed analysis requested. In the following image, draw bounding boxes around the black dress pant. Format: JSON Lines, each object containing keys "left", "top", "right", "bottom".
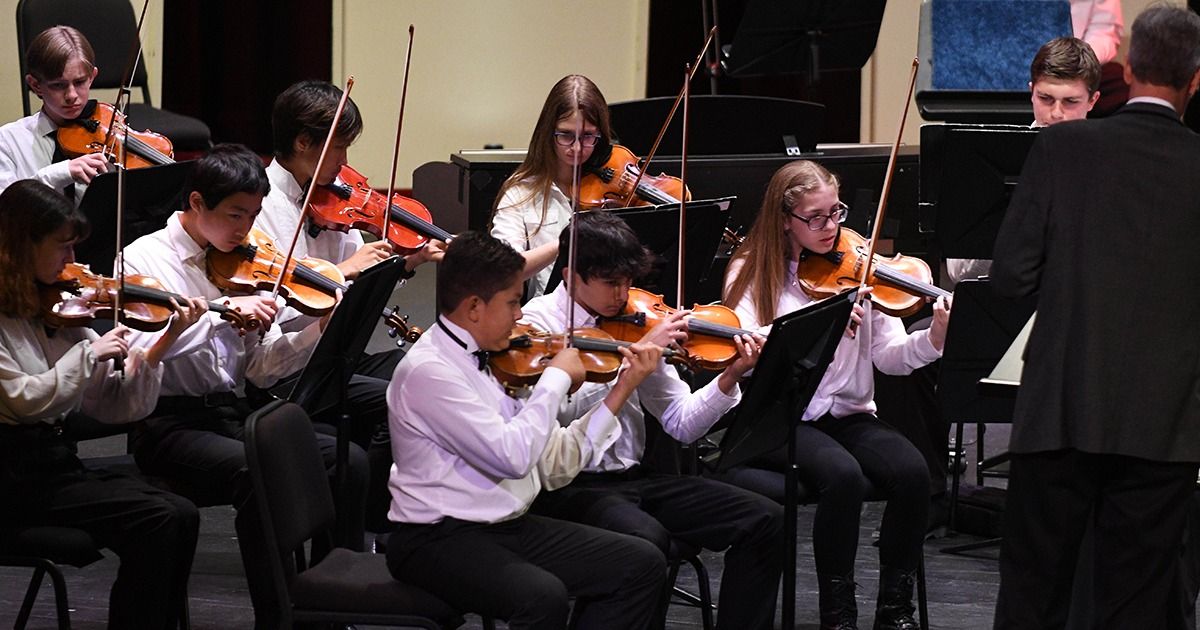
{"left": 994, "top": 448, "right": 1198, "bottom": 630}
{"left": 534, "top": 469, "right": 783, "bottom": 630}
{"left": 387, "top": 514, "right": 666, "bottom": 630}
{"left": 750, "top": 413, "right": 931, "bottom": 576}
{"left": 133, "top": 399, "right": 368, "bottom": 629}
{"left": 1, "top": 425, "right": 198, "bottom": 629}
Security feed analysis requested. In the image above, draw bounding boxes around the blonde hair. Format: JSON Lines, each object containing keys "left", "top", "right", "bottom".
{"left": 491, "top": 75, "right": 613, "bottom": 235}
{"left": 26, "top": 26, "right": 95, "bottom": 82}
{"left": 724, "top": 160, "right": 840, "bottom": 326}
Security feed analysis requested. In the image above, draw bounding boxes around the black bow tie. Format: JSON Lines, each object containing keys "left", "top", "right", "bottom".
{"left": 471, "top": 349, "right": 492, "bottom": 371}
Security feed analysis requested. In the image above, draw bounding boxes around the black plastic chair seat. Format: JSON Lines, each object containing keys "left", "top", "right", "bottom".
{"left": 291, "top": 548, "right": 460, "bottom": 622}
{"left": 124, "top": 103, "right": 212, "bottom": 153}
{"left": 0, "top": 526, "right": 103, "bottom": 567}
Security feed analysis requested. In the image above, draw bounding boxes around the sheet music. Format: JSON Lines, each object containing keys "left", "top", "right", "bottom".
{"left": 981, "top": 312, "right": 1035, "bottom": 386}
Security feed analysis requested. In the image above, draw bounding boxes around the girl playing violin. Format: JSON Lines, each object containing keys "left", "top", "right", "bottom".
{"left": 0, "top": 179, "right": 206, "bottom": 629}
{"left": 723, "top": 160, "right": 951, "bottom": 630}
{"left": 0, "top": 26, "right": 111, "bottom": 197}
{"left": 491, "top": 74, "right": 614, "bottom": 299}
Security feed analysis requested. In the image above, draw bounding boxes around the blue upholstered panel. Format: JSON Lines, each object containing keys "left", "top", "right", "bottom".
{"left": 932, "top": 0, "right": 1072, "bottom": 90}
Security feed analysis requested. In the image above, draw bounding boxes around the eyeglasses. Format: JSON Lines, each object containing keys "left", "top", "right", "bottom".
{"left": 552, "top": 131, "right": 602, "bottom": 147}
{"left": 788, "top": 202, "right": 849, "bottom": 231}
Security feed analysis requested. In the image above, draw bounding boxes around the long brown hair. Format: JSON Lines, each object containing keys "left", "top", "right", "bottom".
{"left": 723, "top": 160, "right": 839, "bottom": 326}
{"left": 491, "top": 74, "right": 613, "bottom": 235}
{"left": 0, "top": 181, "right": 89, "bottom": 318}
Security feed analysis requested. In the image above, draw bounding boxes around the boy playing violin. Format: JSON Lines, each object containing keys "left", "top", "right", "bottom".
{"left": 520, "top": 210, "right": 783, "bottom": 630}
{"left": 121, "top": 143, "right": 369, "bottom": 630}
{"left": 0, "top": 26, "right": 110, "bottom": 197}
{"left": 386, "top": 230, "right": 667, "bottom": 629}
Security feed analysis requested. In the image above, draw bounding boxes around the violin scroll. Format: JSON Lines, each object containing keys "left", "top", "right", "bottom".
{"left": 383, "top": 306, "right": 423, "bottom": 347}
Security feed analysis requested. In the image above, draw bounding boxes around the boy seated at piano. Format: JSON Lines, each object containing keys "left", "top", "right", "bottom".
{"left": 385, "top": 229, "right": 668, "bottom": 629}
{"left": 0, "top": 25, "right": 111, "bottom": 197}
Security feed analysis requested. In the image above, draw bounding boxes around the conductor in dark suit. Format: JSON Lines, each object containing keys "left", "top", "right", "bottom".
{"left": 991, "top": 5, "right": 1200, "bottom": 628}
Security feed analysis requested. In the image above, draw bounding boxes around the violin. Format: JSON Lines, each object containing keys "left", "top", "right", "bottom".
{"left": 796, "top": 227, "right": 951, "bottom": 318}
{"left": 56, "top": 101, "right": 174, "bottom": 169}
{"left": 598, "top": 287, "right": 755, "bottom": 371}
{"left": 41, "top": 262, "right": 258, "bottom": 335}
{"left": 580, "top": 144, "right": 690, "bottom": 209}
{"left": 205, "top": 227, "right": 347, "bottom": 317}
{"left": 489, "top": 323, "right": 692, "bottom": 391}
{"left": 306, "top": 164, "right": 452, "bottom": 254}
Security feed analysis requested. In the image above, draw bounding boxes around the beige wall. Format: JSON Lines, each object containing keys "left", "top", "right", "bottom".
{"left": 860, "top": 0, "right": 1180, "bottom": 145}
{"left": 333, "top": 0, "right": 649, "bottom": 188}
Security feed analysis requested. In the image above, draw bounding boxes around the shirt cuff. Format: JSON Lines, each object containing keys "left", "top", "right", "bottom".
{"left": 581, "top": 404, "right": 622, "bottom": 467}
{"left": 535, "top": 366, "right": 572, "bottom": 399}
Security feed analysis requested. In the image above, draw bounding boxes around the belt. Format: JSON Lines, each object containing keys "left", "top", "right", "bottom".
{"left": 157, "top": 391, "right": 243, "bottom": 410}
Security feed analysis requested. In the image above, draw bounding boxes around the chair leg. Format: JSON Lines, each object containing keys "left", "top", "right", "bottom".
{"left": 686, "top": 555, "right": 715, "bottom": 630}
{"left": 15, "top": 563, "right": 47, "bottom": 630}
{"left": 45, "top": 561, "right": 72, "bottom": 630}
{"left": 917, "top": 555, "right": 929, "bottom": 630}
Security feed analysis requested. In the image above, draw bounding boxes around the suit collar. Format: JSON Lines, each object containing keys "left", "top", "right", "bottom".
{"left": 1115, "top": 101, "right": 1185, "bottom": 126}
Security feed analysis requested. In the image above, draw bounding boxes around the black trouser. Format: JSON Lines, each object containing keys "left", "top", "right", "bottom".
{"left": 133, "top": 398, "right": 368, "bottom": 630}
{"left": 994, "top": 448, "right": 1198, "bottom": 630}
{"left": 534, "top": 469, "right": 783, "bottom": 630}
{"left": 387, "top": 514, "right": 666, "bottom": 630}
{"left": 0, "top": 424, "right": 198, "bottom": 630}
{"left": 752, "top": 413, "right": 931, "bottom": 576}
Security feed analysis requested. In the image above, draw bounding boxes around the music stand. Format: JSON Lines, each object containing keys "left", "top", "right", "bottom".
{"left": 919, "top": 124, "right": 1039, "bottom": 258}
{"left": 75, "top": 161, "right": 195, "bottom": 274}
{"left": 283, "top": 256, "right": 407, "bottom": 533}
{"left": 543, "top": 198, "right": 734, "bottom": 306}
{"left": 721, "top": 0, "right": 885, "bottom": 81}
{"left": 715, "top": 287, "right": 857, "bottom": 630}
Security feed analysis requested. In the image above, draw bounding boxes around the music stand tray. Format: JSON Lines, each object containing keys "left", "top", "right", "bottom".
{"left": 544, "top": 197, "right": 734, "bottom": 306}
{"left": 75, "top": 161, "right": 195, "bottom": 275}
{"left": 714, "top": 287, "right": 856, "bottom": 630}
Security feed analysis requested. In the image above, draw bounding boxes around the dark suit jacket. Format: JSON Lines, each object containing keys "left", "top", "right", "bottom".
{"left": 992, "top": 102, "right": 1200, "bottom": 462}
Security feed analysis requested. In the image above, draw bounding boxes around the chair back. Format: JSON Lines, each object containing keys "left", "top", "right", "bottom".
{"left": 244, "top": 400, "right": 337, "bottom": 585}
{"left": 16, "top": 0, "right": 152, "bottom": 115}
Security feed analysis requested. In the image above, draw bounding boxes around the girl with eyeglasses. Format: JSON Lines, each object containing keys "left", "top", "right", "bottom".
{"left": 722, "top": 160, "right": 951, "bottom": 630}
{"left": 490, "top": 74, "right": 614, "bottom": 299}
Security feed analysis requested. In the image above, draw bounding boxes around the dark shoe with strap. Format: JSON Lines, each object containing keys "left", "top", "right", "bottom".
{"left": 873, "top": 565, "right": 919, "bottom": 630}
{"left": 818, "top": 572, "right": 858, "bottom": 630}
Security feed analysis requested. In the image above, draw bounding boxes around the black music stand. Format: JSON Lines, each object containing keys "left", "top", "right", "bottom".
{"left": 75, "top": 160, "right": 194, "bottom": 274}
{"left": 607, "top": 96, "right": 824, "bottom": 157}
{"left": 721, "top": 0, "right": 885, "bottom": 81}
{"left": 283, "top": 256, "right": 407, "bottom": 540}
{"left": 937, "top": 279, "right": 1035, "bottom": 556}
{"left": 544, "top": 198, "right": 734, "bottom": 306}
{"left": 919, "top": 124, "right": 1039, "bottom": 256}
{"left": 714, "top": 288, "right": 856, "bottom": 630}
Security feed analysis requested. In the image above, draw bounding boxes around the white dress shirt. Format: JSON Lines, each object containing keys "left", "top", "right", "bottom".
{"left": 0, "top": 316, "right": 162, "bottom": 426}
{"left": 121, "top": 212, "right": 322, "bottom": 397}
{"left": 725, "top": 258, "right": 942, "bottom": 420}
{"left": 256, "top": 158, "right": 364, "bottom": 332}
{"left": 1071, "top": 0, "right": 1123, "bottom": 65}
{"left": 0, "top": 111, "right": 81, "bottom": 198}
{"left": 387, "top": 317, "right": 621, "bottom": 525}
{"left": 491, "top": 180, "right": 574, "bottom": 299}
{"left": 519, "top": 284, "right": 741, "bottom": 472}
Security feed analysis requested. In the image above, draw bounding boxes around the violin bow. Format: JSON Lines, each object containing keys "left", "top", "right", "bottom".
{"left": 274, "top": 76, "right": 356, "bottom": 301}
{"left": 566, "top": 96, "right": 584, "bottom": 344}
{"left": 676, "top": 62, "right": 690, "bottom": 310}
{"left": 854, "top": 58, "right": 919, "bottom": 317}
{"left": 110, "top": 0, "right": 152, "bottom": 377}
{"left": 618, "top": 26, "right": 716, "bottom": 209}
{"left": 383, "top": 25, "right": 416, "bottom": 251}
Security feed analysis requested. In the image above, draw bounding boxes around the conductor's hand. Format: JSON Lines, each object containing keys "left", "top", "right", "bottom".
{"left": 69, "top": 153, "right": 110, "bottom": 184}
{"left": 92, "top": 325, "right": 131, "bottom": 362}
{"left": 548, "top": 347, "right": 586, "bottom": 392}
{"left": 338, "top": 240, "right": 395, "bottom": 280}
{"left": 927, "top": 295, "right": 953, "bottom": 352}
